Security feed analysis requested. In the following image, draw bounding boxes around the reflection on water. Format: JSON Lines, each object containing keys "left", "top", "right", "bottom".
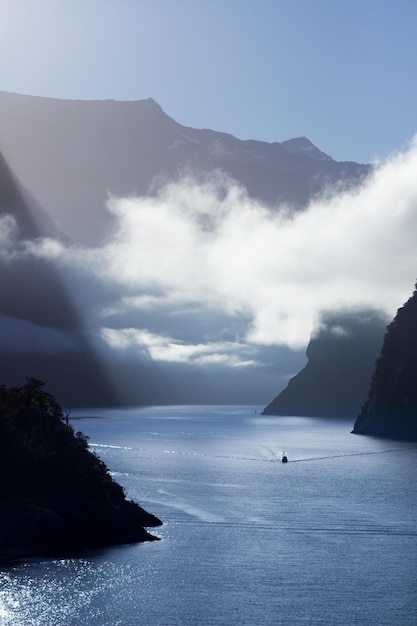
{"left": 1, "top": 406, "right": 417, "bottom": 625}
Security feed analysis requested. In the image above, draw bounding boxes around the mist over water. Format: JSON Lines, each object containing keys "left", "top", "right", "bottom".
{"left": 1, "top": 406, "right": 416, "bottom": 625}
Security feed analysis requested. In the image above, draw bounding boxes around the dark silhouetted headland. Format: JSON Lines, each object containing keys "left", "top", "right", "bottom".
{"left": 0, "top": 379, "right": 162, "bottom": 561}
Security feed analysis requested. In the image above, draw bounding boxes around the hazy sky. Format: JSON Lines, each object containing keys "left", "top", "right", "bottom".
{"left": 1, "top": 0, "right": 416, "bottom": 163}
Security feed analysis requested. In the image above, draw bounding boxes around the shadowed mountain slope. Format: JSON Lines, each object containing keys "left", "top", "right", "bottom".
{"left": 0, "top": 149, "right": 78, "bottom": 329}
{"left": 0, "top": 150, "right": 61, "bottom": 240}
{"left": 353, "top": 284, "right": 417, "bottom": 440}
{"left": 0, "top": 91, "right": 371, "bottom": 245}
{"left": 263, "top": 311, "right": 387, "bottom": 418}
{"left": 0, "top": 150, "right": 123, "bottom": 405}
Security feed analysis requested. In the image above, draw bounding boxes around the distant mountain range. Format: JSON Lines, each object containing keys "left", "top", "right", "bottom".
{"left": 0, "top": 91, "right": 371, "bottom": 245}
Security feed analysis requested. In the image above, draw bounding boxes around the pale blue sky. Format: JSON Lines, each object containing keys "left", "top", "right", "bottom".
{"left": 1, "top": 0, "right": 416, "bottom": 163}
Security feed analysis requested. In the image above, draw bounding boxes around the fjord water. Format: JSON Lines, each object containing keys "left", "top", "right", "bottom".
{"left": 1, "top": 406, "right": 416, "bottom": 625}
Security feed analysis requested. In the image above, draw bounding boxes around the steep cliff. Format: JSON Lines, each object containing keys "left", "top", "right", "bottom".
{"left": 353, "top": 284, "right": 417, "bottom": 440}
{"left": 263, "top": 310, "right": 387, "bottom": 418}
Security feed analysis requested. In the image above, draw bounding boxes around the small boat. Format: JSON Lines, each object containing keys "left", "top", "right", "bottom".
{"left": 281, "top": 452, "right": 288, "bottom": 463}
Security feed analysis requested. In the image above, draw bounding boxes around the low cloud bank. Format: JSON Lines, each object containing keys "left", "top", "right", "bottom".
{"left": 3, "top": 136, "right": 417, "bottom": 403}
{"left": 87, "top": 137, "right": 417, "bottom": 350}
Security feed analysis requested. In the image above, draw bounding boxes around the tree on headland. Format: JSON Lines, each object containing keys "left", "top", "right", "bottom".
{"left": 0, "top": 377, "right": 62, "bottom": 421}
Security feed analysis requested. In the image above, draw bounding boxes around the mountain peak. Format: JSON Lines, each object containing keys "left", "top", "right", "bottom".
{"left": 0, "top": 91, "right": 370, "bottom": 245}
{"left": 281, "top": 137, "right": 333, "bottom": 162}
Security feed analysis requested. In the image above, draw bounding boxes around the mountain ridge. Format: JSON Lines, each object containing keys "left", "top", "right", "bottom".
{"left": 0, "top": 91, "right": 372, "bottom": 245}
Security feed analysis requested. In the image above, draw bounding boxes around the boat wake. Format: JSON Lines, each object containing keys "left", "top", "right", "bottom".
{"left": 289, "top": 446, "right": 416, "bottom": 463}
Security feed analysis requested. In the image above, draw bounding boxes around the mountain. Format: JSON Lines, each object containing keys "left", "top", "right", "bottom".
{"left": 0, "top": 150, "right": 139, "bottom": 406}
{"left": 0, "top": 91, "right": 371, "bottom": 245}
{"left": 263, "top": 310, "right": 387, "bottom": 418}
{"left": 0, "top": 92, "right": 378, "bottom": 408}
{"left": 353, "top": 284, "right": 417, "bottom": 440}
{"left": 0, "top": 149, "right": 77, "bottom": 328}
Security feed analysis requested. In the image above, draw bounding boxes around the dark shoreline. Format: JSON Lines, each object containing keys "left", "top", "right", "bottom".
{"left": 0, "top": 498, "right": 162, "bottom": 564}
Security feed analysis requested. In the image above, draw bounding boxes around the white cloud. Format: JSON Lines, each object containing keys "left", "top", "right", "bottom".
{"left": 24, "top": 236, "right": 66, "bottom": 259}
{"left": 19, "top": 138, "right": 417, "bottom": 353}
{"left": 100, "top": 327, "right": 258, "bottom": 368}
{"left": 89, "top": 140, "right": 417, "bottom": 348}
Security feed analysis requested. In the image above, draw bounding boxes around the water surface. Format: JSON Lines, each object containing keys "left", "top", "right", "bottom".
{"left": 1, "top": 406, "right": 416, "bottom": 625}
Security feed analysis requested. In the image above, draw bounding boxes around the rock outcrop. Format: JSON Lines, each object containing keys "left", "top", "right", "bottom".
{"left": 353, "top": 284, "right": 417, "bottom": 440}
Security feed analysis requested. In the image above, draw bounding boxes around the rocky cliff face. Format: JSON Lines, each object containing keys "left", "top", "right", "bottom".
{"left": 353, "top": 285, "right": 417, "bottom": 440}
{"left": 263, "top": 310, "right": 387, "bottom": 418}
